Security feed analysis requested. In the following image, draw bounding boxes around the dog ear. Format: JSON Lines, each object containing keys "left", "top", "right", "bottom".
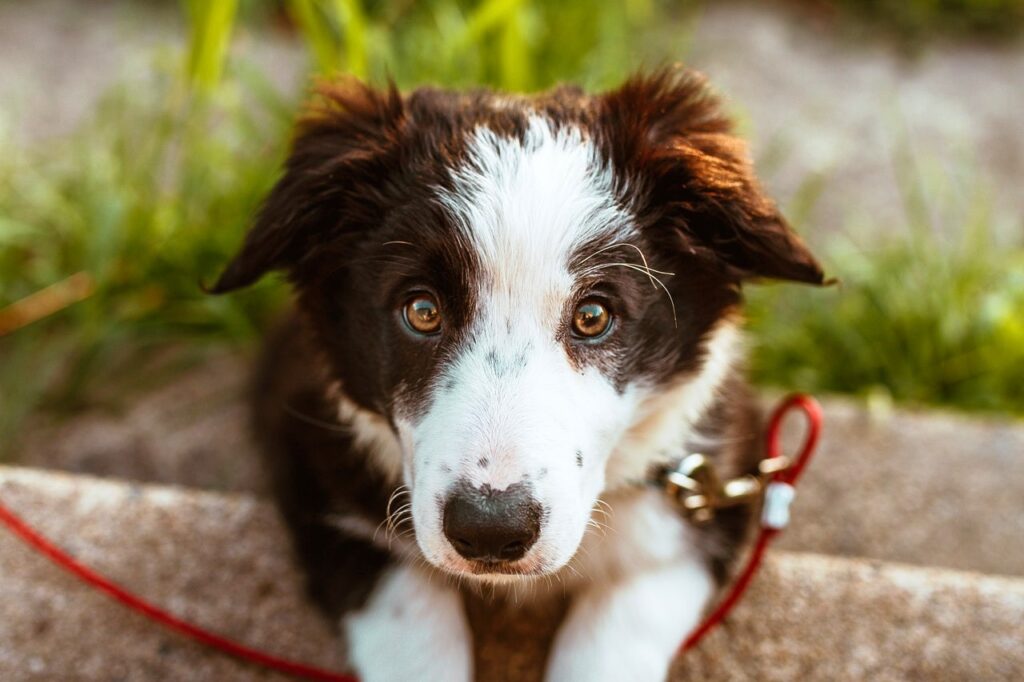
{"left": 208, "top": 79, "right": 405, "bottom": 294}
{"left": 602, "top": 67, "right": 825, "bottom": 285}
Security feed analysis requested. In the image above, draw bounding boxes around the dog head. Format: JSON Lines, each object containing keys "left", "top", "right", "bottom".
{"left": 212, "top": 69, "right": 824, "bottom": 580}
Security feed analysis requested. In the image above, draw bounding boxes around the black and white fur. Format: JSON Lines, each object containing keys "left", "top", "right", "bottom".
{"left": 211, "top": 68, "right": 824, "bottom": 681}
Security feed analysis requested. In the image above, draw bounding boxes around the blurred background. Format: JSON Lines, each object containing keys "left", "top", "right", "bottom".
{"left": 1, "top": 0, "right": 1022, "bottom": 469}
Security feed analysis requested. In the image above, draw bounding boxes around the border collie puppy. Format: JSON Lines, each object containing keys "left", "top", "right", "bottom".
{"left": 211, "top": 67, "right": 824, "bottom": 681}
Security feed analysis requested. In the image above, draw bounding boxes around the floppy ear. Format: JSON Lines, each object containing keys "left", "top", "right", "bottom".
{"left": 602, "top": 68, "right": 825, "bottom": 285}
{"left": 209, "top": 79, "right": 405, "bottom": 294}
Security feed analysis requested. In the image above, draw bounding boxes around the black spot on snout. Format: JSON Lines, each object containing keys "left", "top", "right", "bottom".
{"left": 477, "top": 456, "right": 490, "bottom": 468}
{"left": 512, "top": 343, "right": 531, "bottom": 368}
{"left": 483, "top": 345, "right": 529, "bottom": 378}
{"left": 485, "top": 348, "right": 500, "bottom": 371}
{"left": 575, "top": 450, "right": 584, "bottom": 468}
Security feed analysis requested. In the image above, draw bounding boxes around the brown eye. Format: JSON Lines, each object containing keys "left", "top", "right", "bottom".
{"left": 572, "top": 299, "right": 612, "bottom": 339}
{"left": 403, "top": 294, "right": 442, "bottom": 335}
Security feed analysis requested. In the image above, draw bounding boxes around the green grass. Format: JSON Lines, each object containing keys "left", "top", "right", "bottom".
{"left": 202, "top": 0, "right": 676, "bottom": 92}
{"left": 0, "top": 59, "right": 291, "bottom": 450}
{"left": 748, "top": 152, "right": 1024, "bottom": 414}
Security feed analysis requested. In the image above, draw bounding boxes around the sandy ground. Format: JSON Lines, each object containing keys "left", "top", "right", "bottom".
{"left": 1, "top": 1, "right": 1022, "bottom": 242}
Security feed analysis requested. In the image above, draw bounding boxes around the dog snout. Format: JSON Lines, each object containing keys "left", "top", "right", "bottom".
{"left": 442, "top": 481, "right": 542, "bottom": 563}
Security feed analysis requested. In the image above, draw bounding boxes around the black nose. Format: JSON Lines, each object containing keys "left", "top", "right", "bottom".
{"left": 443, "top": 482, "right": 542, "bottom": 562}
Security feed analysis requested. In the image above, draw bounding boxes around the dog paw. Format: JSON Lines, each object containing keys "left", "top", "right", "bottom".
{"left": 546, "top": 560, "right": 713, "bottom": 682}
{"left": 343, "top": 564, "right": 472, "bottom": 682}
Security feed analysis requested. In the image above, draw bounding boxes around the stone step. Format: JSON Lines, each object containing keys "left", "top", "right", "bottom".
{"left": 777, "top": 397, "right": 1024, "bottom": 577}
{"left": 1, "top": 466, "right": 1021, "bottom": 681}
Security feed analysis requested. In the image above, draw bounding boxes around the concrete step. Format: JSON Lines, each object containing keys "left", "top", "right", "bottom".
{"left": 777, "top": 397, "right": 1024, "bottom": 577}
{"left": 1, "top": 466, "right": 1022, "bottom": 681}
{"left": 14, "top": 353, "right": 1024, "bottom": 577}
{"left": 0, "top": 466, "right": 336, "bottom": 682}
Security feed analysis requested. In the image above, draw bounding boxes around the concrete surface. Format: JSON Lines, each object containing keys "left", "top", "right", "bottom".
{"left": 671, "top": 551, "right": 1024, "bottom": 682}
{"left": 0, "top": 467, "right": 339, "bottom": 682}
{"left": 15, "top": 351, "right": 268, "bottom": 495}
{"left": 0, "top": 0, "right": 305, "bottom": 140}
{"left": 685, "top": 3, "right": 1024, "bottom": 241}
{"left": 16, "top": 351, "right": 1024, "bottom": 578}
{"left": 2, "top": 466, "right": 1022, "bottom": 681}
{"left": 778, "top": 397, "right": 1024, "bottom": 577}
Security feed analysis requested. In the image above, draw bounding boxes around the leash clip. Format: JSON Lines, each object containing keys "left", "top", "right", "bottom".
{"left": 658, "top": 393, "right": 823, "bottom": 527}
{"left": 658, "top": 454, "right": 791, "bottom": 525}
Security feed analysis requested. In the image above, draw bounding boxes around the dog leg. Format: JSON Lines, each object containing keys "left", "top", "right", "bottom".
{"left": 546, "top": 558, "right": 713, "bottom": 682}
{"left": 343, "top": 563, "right": 472, "bottom": 682}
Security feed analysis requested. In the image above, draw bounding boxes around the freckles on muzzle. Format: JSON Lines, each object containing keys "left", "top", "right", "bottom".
{"left": 441, "top": 480, "right": 543, "bottom": 564}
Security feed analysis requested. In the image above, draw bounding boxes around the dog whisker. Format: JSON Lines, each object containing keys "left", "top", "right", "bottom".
{"left": 562, "top": 559, "right": 584, "bottom": 582}
{"left": 576, "top": 241, "right": 674, "bottom": 291}
{"left": 578, "top": 260, "right": 675, "bottom": 282}
{"left": 383, "top": 486, "right": 412, "bottom": 542}
{"left": 592, "top": 262, "right": 678, "bottom": 326}
{"left": 584, "top": 259, "right": 675, "bottom": 279}
{"left": 592, "top": 498, "right": 615, "bottom": 523}
{"left": 577, "top": 242, "right": 651, "bottom": 268}
{"left": 282, "top": 403, "right": 349, "bottom": 433}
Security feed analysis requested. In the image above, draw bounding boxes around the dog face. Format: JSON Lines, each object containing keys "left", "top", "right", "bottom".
{"left": 212, "top": 70, "right": 823, "bottom": 580}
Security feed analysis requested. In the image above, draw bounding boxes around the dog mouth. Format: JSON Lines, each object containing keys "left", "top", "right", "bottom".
{"left": 467, "top": 559, "right": 543, "bottom": 576}
{"left": 436, "top": 554, "right": 551, "bottom": 580}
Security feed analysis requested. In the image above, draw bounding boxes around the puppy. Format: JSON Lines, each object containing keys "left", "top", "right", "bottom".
{"left": 211, "top": 67, "right": 824, "bottom": 681}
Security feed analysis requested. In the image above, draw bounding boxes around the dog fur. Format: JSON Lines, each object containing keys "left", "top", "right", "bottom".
{"left": 212, "top": 67, "right": 823, "bottom": 681}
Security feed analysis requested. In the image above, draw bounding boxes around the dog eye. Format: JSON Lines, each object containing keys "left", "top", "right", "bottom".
{"left": 572, "top": 299, "right": 612, "bottom": 339}
{"left": 403, "top": 294, "right": 442, "bottom": 335}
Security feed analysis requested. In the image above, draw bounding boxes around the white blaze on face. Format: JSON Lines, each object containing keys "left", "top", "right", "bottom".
{"left": 396, "top": 116, "right": 643, "bottom": 574}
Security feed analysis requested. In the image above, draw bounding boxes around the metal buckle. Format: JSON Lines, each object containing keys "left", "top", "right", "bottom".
{"left": 657, "top": 454, "right": 791, "bottom": 524}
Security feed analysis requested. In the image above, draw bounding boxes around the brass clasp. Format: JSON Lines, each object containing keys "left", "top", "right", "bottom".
{"left": 657, "top": 454, "right": 791, "bottom": 524}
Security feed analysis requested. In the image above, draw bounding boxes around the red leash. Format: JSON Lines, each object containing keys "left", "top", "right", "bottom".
{"left": 0, "top": 498, "right": 356, "bottom": 682}
{"left": 0, "top": 394, "right": 821, "bottom": 679}
{"left": 681, "top": 393, "right": 822, "bottom": 652}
